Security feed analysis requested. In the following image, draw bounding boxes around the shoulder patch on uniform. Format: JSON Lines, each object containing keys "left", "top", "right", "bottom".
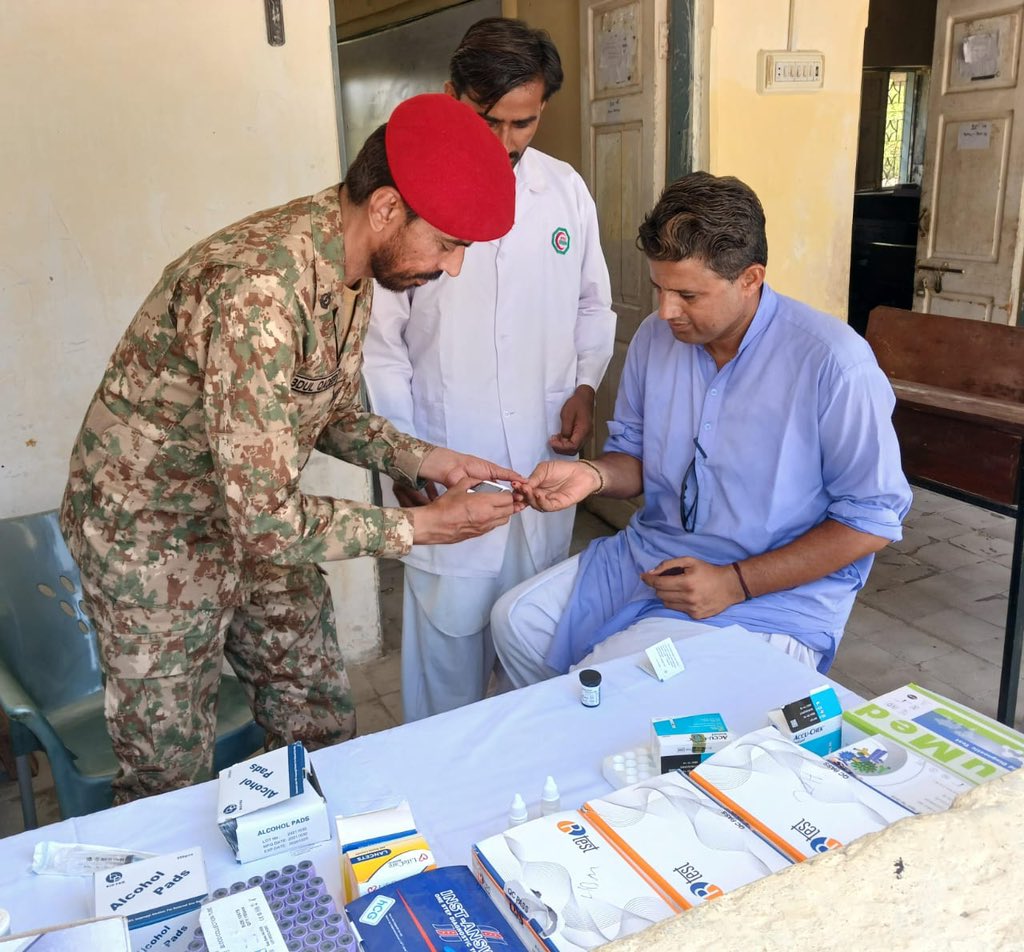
{"left": 291, "top": 370, "right": 340, "bottom": 395}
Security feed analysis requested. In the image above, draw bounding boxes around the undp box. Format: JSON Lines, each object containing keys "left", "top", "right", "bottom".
{"left": 216, "top": 743, "right": 331, "bottom": 863}
{"left": 93, "top": 847, "right": 208, "bottom": 952}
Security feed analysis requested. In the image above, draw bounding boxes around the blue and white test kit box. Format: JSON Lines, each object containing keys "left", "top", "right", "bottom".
{"left": 217, "top": 742, "right": 332, "bottom": 863}
{"left": 766, "top": 684, "right": 843, "bottom": 755}
{"left": 93, "top": 846, "right": 208, "bottom": 952}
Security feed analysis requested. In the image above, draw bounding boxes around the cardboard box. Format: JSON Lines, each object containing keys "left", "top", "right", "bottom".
{"left": 766, "top": 684, "right": 843, "bottom": 755}
{"left": 216, "top": 743, "right": 331, "bottom": 863}
{"left": 844, "top": 683, "right": 1024, "bottom": 785}
{"left": 827, "top": 735, "right": 972, "bottom": 814}
{"left": 337, "top": 800, "right": 436, "bottom": 903}
{"left": 93, "top": 847, "right": 207, "bottom": 952}
{"left": 650, "top": 713, "right": 731, "bottom": 772}
{"left": 0, "top": 916, "right": 131, "bottom": 950}
{"left": 472, "top": 809, "right": 679, "bottom": 952}
{"left": 580, "top": 770, "right": 791, "bottom": 904}
{"left": 347, "top": 865, "right": 528, "bottom": 951}
{"left": 689, "top": 727, "right": 912, "bottom": 862}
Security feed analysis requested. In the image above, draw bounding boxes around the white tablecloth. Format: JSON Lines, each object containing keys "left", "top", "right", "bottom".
{"left": 0, "top": 628, "right": 858, "bottom": 933}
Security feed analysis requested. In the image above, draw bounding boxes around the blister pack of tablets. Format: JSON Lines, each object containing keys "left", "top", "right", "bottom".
{"left": 601, "top": 747, "right": 656, "bottom": 789}
{"left": 185, "top": 860, "right": 357, "bottom": 952}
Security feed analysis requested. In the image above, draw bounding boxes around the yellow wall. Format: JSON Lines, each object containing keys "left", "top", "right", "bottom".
{"left": 709, "top": 0, "right": 869, "bottom": 318}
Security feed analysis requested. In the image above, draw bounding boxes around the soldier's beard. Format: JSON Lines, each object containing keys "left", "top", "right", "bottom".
{"left": 371, "top": 230, "right": 443, "bottom": 292}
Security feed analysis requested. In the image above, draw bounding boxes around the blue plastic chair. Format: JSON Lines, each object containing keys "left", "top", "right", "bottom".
{"left": 0, "top": 510, "right": 265, "bottom": 827}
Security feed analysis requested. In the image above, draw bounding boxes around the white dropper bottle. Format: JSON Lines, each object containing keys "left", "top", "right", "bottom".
{"left": 508, "top": 792, "right": 528, "bottom": 827}
{"left": 540, "top": 775, "right": 561, "bottom": 816}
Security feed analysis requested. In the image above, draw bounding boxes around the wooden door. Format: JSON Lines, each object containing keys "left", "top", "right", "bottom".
{"left": 580, "top": 0, "right": 668, "bottom": 528}
{"left": 915, "top": 0, "right": 1024, "bottom": 324}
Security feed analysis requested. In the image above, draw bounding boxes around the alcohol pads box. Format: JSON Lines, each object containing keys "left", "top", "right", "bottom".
{"left": 472, "top": 810, "right": 678, "bottom": 952}
{"left": 217, "top": 743, "right": 331, "bottom": 863}
{"left": 651, "top": 713, "right": 732, "bottom": 772}
{"left": 766, "top": 684, "right": 843, "bottom": 755}
{"left": 827, "top": 735, "right": 973, "bottom": 814}
{"left": 347, "top": 865, "right": 528, "bottom": 951}
{"left": 337, "top": 800, "right": 436, "bottom": 903}
{"left": 93, "top": 847, "right": 208, "bottom": 952}
{"left": 689, "top": 727, "right": 912, "bottom": 863}
{"left": 0, "top": 916, "right": 131, "bottom": 950}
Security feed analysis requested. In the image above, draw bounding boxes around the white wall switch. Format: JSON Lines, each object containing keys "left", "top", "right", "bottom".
{"left": 757, "top": 50, "right": 825, "bottom": 93}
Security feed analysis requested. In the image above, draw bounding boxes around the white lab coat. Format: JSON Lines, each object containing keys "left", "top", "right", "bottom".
{"left": 364, "top": 147, "right": 615, "bottom": 579}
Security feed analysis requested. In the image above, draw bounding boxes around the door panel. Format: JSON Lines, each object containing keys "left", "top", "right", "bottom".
{"left": 581, "top": 0, "right": 667, "bottom": 528}
{"left": 916, "top": 0, "right": 1024, "bottom": 324}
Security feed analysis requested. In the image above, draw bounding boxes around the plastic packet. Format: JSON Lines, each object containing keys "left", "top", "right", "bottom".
{"left": 31, "top": 840, "right": 157, "bottom": 876}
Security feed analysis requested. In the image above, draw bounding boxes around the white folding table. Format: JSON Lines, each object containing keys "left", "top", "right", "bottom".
{"left": 0, "top": 628, "right": 857, "bottom": 934}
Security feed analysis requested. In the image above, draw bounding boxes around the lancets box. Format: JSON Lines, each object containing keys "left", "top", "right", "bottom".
{"left": 93, "top": 847, "right": 208, "bottom": 952}
{"left": 216, "top": 742, "right": 332, "bottom": 863}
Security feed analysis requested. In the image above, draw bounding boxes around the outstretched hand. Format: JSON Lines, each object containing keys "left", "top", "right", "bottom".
{"left": 517, "top": 460, "right": 601, "bottom": 513}
{"left": 409, "top": 476, "right": 521, "bottom": 545}
{"left": 419, "top": 447, "right": 522, "bottom": 490}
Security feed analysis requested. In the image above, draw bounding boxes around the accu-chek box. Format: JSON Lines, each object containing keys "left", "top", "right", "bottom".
{"left": 766, "top": 684, "right": 843, "bottom": 755}
{"left": 651, "top": 713, "right": 732, "bottom": 772}
{"left": 216, "top": 742, "right": 332, "bottom": 863}
{"left": 93, "top": 847, "right": 207, "bottom": 952}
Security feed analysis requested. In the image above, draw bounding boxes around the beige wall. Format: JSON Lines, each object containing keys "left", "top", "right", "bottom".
{"left": 708, "top": 0, "right": 870, "bottom": 318}
{"left": 1, "top": 0, "right": 382, "bottom": 661}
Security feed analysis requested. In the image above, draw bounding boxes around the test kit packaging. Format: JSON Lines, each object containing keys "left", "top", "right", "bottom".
{"left": 689, "top": 727, "right": 913, "bottom": 863}
{"left": 651, "top": 713, "right": 732, "bottom": 772}
{"left": 93, "top": 846, "right": 208, "bottom": 952}
{"left": 0, "top": 916, "right": 131, "bottom": 950}
{"left": 827, "top": 735, "right": 972, "bottom": 815}
{"left": 216, "top": 742, "right": 331, "bottom": 863}
{"left": 347, "top": 865, "right": 528, "bottom": 952}
{"left": 766, "top": 684, "right": 843, "bottom": 755}
{"left": 472, "top": 809, "right": 679, "bottom": 952}
{"left": 580, "top": 771, "right": 791, "bottom": 906}
{"left": 337, "top": 800, "right": 436, "bottom": 903}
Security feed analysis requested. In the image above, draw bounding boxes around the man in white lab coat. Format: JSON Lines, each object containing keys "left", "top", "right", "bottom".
{"left": 363, "top": 17, "right": 616, "bottom": 721}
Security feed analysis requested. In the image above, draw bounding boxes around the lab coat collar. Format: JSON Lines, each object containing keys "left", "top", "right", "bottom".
{"left": 516, "top": 147, "right": 549, "bottom": 195}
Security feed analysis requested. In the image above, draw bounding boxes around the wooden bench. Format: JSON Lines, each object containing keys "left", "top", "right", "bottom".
{"left": 866, "top": 306, "right": 1024, "bottom": 725}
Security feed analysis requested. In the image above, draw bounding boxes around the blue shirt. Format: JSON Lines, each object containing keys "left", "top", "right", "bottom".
{"left": 548, "top": 285, "right": 912, "bottom": 673}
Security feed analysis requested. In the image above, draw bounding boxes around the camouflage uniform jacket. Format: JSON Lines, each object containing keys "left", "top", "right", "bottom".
{"left": 61, "top": 185, "right": 433, "bottom": 609}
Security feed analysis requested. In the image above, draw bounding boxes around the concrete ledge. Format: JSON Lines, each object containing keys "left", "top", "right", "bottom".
{"left": 606, "top": 769, "right": 1024, "bottom": 951}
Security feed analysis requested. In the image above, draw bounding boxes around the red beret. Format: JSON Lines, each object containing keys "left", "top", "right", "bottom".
{"left": 385, "top": 93, "right": 515, "bottom": 242}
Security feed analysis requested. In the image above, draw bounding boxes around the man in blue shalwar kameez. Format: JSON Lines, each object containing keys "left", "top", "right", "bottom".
{"left": 492, "top": 172, "right": 912, "bottom": 686}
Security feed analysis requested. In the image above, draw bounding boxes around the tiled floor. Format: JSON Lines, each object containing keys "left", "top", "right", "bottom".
{"left": 2, "top": 489, "right": 1020, "bottom": 835}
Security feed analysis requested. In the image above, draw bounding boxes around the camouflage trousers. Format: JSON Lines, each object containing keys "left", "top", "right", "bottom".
{"left": 80, "top": 562, "right": 356, "bottom": 804}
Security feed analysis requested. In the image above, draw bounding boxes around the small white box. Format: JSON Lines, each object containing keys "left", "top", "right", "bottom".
{"left": 766, "top": 684, "right": 843, "bottom": 755}
{"left": 651, "top": 713, "right": 732, "bottom": 772}
{"left": 0, "top": 916, "right": 131, "bottom": 950}
{"left": 93, "top": 847, "right": 207, "bottom": 952}
{"left": 216, "top": 743, "right": 331, "bottom": 863}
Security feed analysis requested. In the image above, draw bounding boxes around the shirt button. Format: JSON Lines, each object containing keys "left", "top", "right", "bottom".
{"left": 320, "top": 293, "right": 331, "bottom": 308}
{"left": 704, "top": 422, "right": 711, "bottom": 430}
{"left": 710, "top": 388, "right": 718, "bottom": 396}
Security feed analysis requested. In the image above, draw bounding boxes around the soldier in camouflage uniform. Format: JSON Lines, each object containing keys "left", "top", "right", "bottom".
{"left": 60, "top": 94, "right": 518, "bottom": 802}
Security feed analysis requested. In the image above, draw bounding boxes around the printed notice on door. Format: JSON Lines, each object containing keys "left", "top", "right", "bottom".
{"left": 958, "top": 121, "right": 991, "bottom": 150}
